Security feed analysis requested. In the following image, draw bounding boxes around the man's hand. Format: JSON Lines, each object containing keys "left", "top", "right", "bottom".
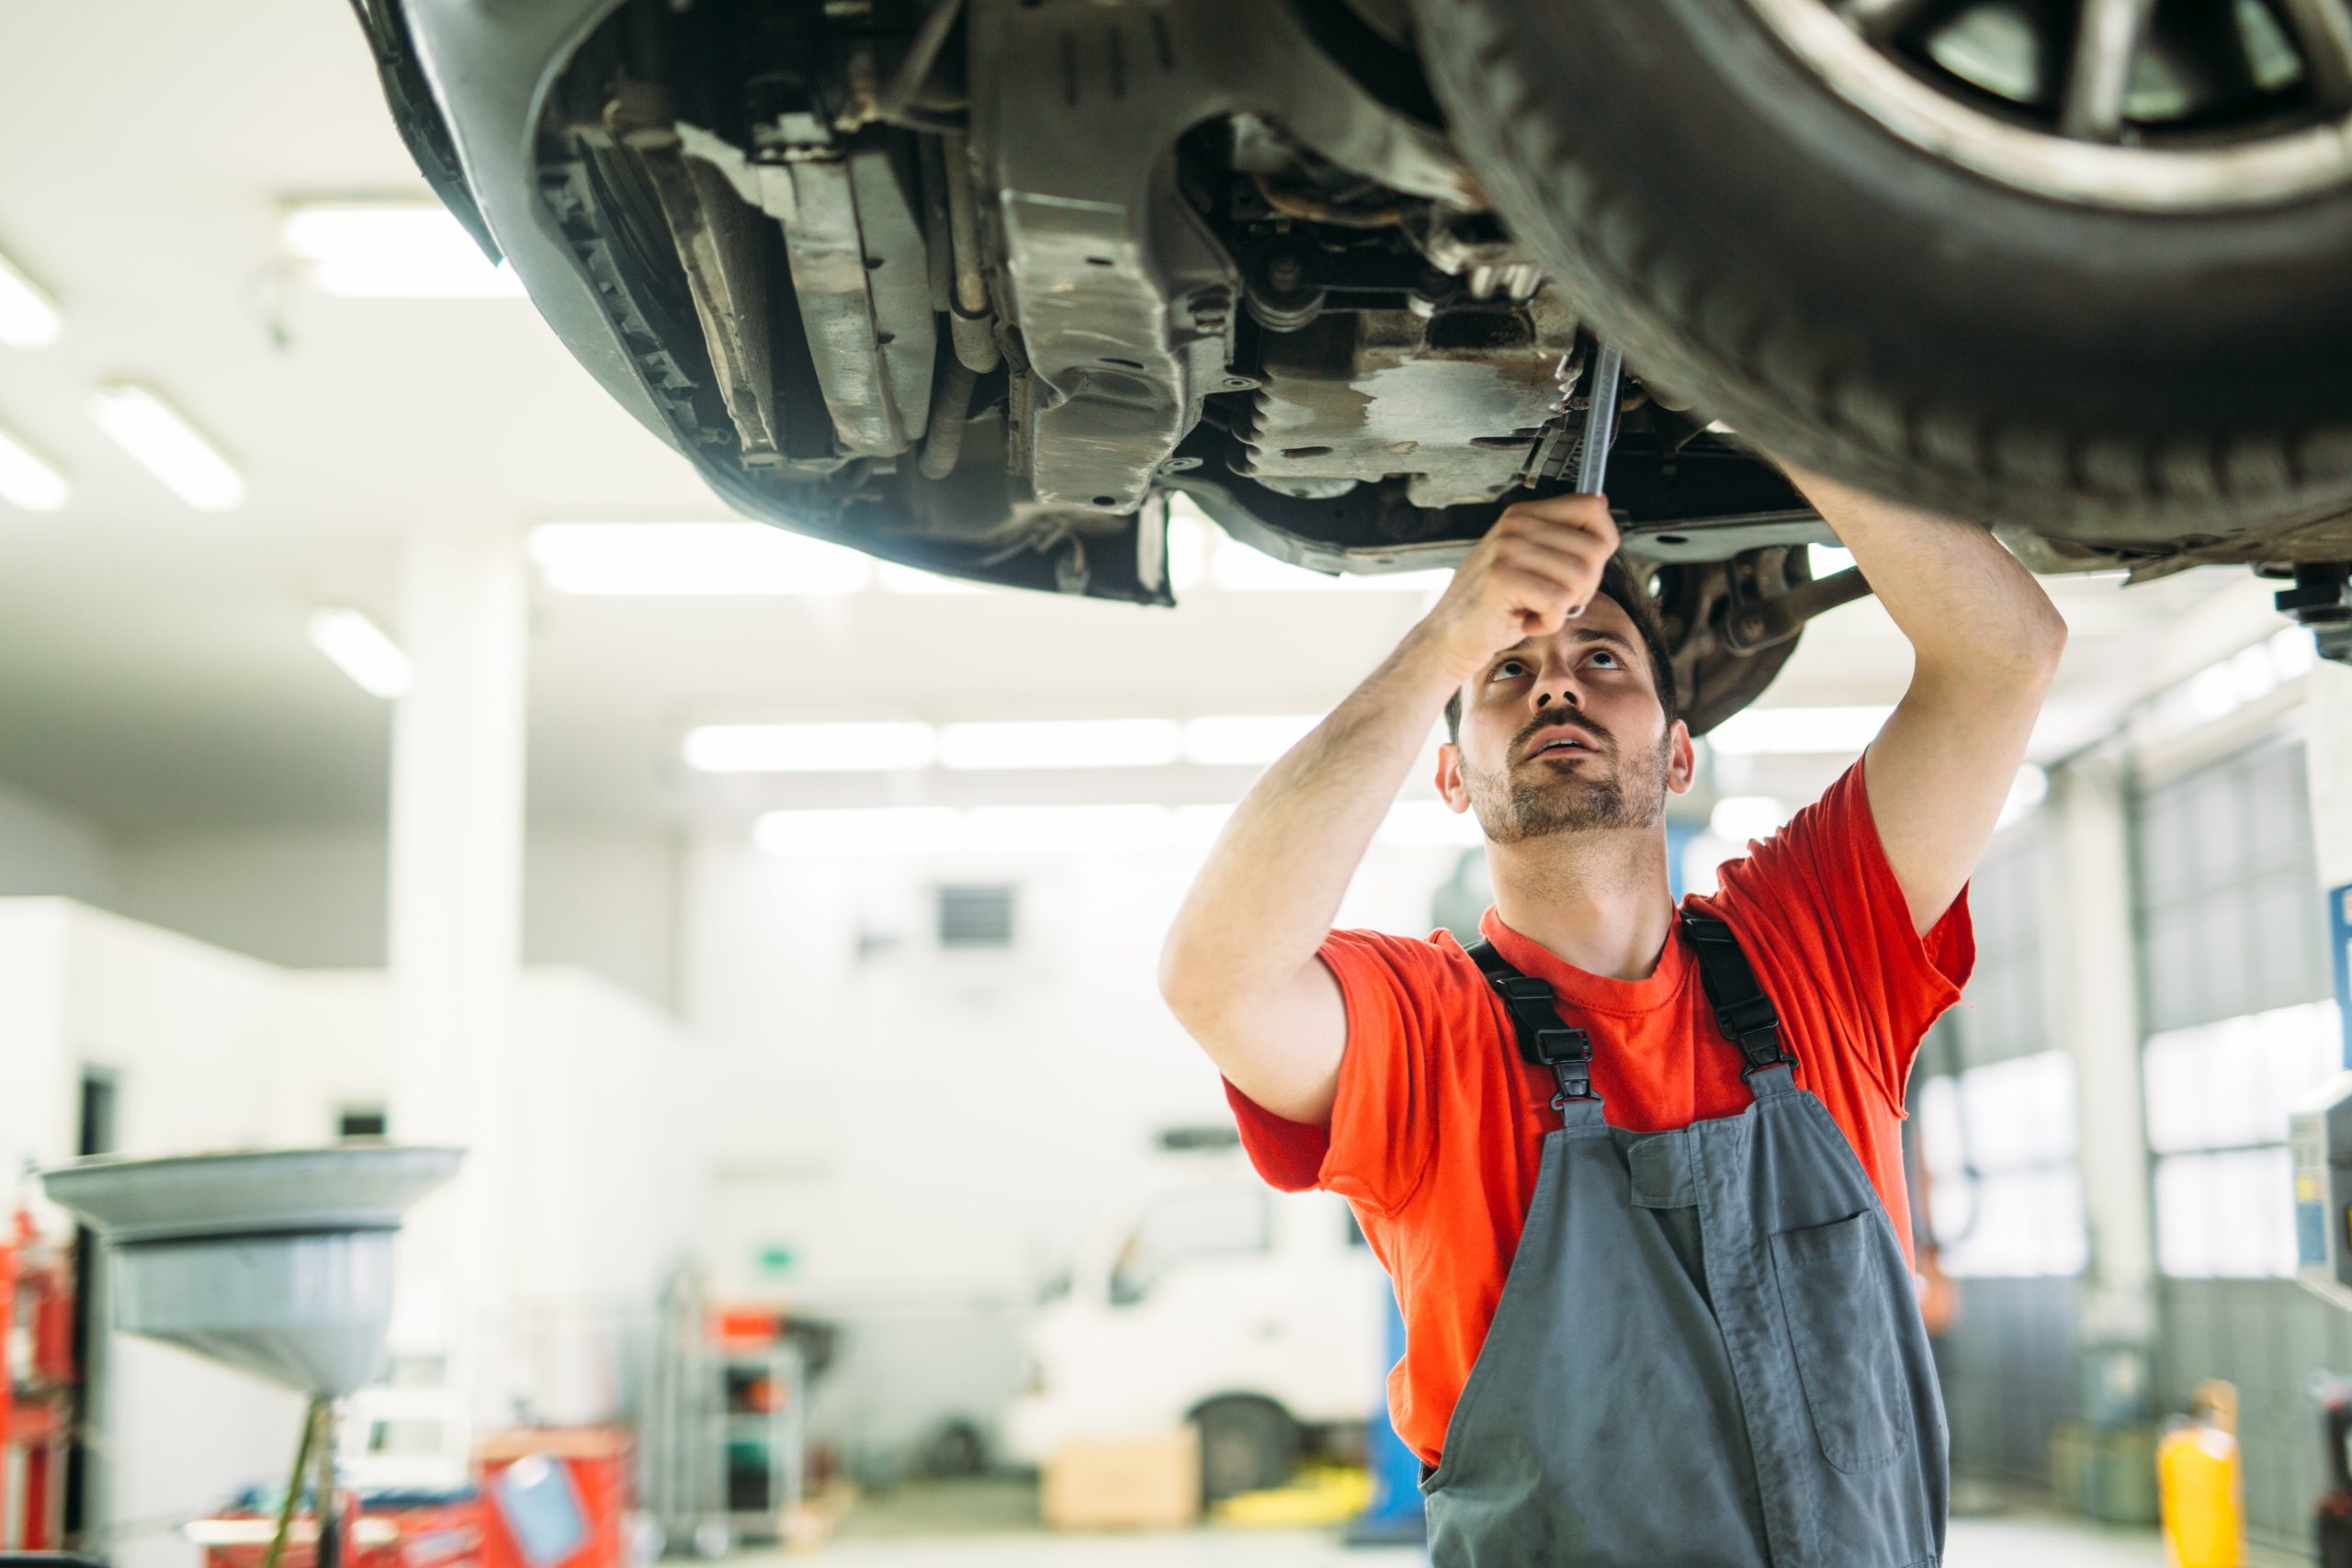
{"left": 1161, "top": 497, "right": 1616, "bottom": 1129}
{"left": 1417, "top": 496, "right": 1621, "bottom": 681}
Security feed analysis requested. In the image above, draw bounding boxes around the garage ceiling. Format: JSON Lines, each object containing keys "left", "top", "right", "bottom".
{"left": 0, "top": 1, "right": 2303, "bottom": 833}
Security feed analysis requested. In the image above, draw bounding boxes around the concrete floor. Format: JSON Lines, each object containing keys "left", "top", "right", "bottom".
{"left": 752, "top": 1482, "right": 2184, "bottom": 1565}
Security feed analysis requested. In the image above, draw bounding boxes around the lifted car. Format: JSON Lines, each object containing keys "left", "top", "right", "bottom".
{"left": 355, "top": 0, "right": 2352, "bottom": 727}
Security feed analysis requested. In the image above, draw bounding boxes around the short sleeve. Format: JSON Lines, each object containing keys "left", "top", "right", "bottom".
{"left": 1703, "top": 761, "right": 1975, "bottom": 1106}
{"left": 1223, "top": 927, "right": 1444, "bottom": 1215}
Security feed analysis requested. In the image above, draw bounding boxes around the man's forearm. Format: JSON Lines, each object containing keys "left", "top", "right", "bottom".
{"left": 1783, "top": 462, "right": 2067, "bottom": 673}
{"left": 1161, "top": 629, "right": 1459, "bottom": 1026}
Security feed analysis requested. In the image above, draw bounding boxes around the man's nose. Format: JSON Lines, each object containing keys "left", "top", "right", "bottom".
{"left": 1532, "top": 680, "right": 1583, "bottom": 713}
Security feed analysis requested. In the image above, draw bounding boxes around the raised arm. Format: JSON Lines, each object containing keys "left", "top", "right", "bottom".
{"left": 1159, "top": 498, "right": 1621, "bottom": 1125}
{"left": 1778, "top": 460, "right": 2068, "bottom": 936}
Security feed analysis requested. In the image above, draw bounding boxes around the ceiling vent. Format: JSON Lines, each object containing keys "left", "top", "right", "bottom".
{"left": 936, "top": 883, "right": 1017, "bottom": 949}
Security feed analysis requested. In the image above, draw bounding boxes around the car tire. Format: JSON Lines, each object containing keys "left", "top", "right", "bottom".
{"left": 1409, "top": 0, "right": 2352, "bottom": 548}
{"left": 1193, "top": 1396, "right": 1301, "bottom": 1505}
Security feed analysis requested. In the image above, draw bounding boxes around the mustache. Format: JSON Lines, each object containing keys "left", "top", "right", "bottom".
{"left": 1514, "top": 714, "right": 1614, "bottom": 758}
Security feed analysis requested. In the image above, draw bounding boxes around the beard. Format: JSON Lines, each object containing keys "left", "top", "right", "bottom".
{"left": 1463, "top": 717, "right": 1670, "bottom": 844}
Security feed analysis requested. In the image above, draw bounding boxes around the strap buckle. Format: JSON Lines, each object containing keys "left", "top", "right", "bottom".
{"left": 1467, "top": 939, "right": 1603, "bottom": 1106}
{"left": 1714, "top": 995, "right": 1779, "bottom": 1041}
{"left": 1532, "top": 1024, "right": 1598, "bottom": 1102}
{"left": 1733, "top": 1032, "right": 1798, "bottom": 1080}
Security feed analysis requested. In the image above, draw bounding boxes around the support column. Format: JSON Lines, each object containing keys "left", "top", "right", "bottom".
{"left": 2308, "top": 660, "right": 2352, "bottom": 1066}
{"left": 2049, "top": 757, "right": 2158, "bottom": 1354}
{"left": 385, "top": 520, "right": 528, "bottom": 1445}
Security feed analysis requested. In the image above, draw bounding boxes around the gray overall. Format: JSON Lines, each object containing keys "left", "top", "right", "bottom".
{"left": 1421, "top": 913, "right": 1947, "bottom": 1567}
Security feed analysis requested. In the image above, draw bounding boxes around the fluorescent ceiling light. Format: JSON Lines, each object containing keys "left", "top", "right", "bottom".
{"left": 1705, "top": 705, "right": 1894, "bottom": 756}
{"left": 967, "top": 805, "right": 1173, "bottom": 854}
{"left": 684, "top": 721, "right": 936, "bottom": 773}
{"left": 1708, "top": 795, "right": 1789, "bottom": 844}
{"left": 87, "top": 382, "right": 243, "bottom": 510}
{"left": 0, "top": 249, "right": 62, "bottom": 346}
{"left": 938, "top": 719, "right": 1183, "bottom": 771}
{"left": 306, "top": 608, "right": 412, "bottom": 699}
{"left": 281, "top": 203, "right": 525, "bottom": 299}
{"left": 1182, "top": 714, "right": 1321, "bottom": 766}
{"left": 527, "top": 522, "right": 872, "bottom": 595}
{"left": 757, "top": 807, "right": 964, "bottom": 857}
{"left": 0, "top": 424, "right": 68, "bottom": 512}
{"left": 1377, "top": 799, "right": 1483, "bottom": 849}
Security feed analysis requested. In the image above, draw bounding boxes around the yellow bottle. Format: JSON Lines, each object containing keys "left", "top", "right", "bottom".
{"left": 2157, "top": 1380, "right": 2242, "bottom": 1568}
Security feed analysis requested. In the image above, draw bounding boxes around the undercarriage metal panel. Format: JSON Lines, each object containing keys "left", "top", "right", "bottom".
{"left": 1243, "top": 293, "right": 1578, "bottom": 508}
{"left": 969, "top": 0, "right": 1475, "bottom": 513}
{"left": 683, "top": 124, "right": 936, "bottom": 458}
{"left": 631, "top": 123, "right": 786, "bottom": 465}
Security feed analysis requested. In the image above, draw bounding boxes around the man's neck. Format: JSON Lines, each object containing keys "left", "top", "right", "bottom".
{"left": 1487, "top": 827, "right": 1679, "bottom": 982}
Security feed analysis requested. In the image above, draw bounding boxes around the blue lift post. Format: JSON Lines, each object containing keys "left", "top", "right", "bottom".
{"left": 1347, "top": 1282, "right": 1427, "bottom": 1549}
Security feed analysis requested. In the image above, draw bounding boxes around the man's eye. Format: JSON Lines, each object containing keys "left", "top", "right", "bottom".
{"left": 1491, "top": 660, "right": 1527, "bottom": 680}
{"left": 1589, "top": 650, "right": 1622, "bottom": 669}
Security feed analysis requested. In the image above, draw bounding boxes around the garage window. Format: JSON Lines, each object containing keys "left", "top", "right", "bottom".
{"left": 1911, "top": 819, "right": 2086, "bottom": 1277}
{"left": 2133, "top": 739, "right": 2337, "bottom": 1280}
{"left": 2143, "top": 999, "right": 2342, "bottom": 1278}
{"left": 1915, "top": 1051, "right": 2086, "bottom": 1277}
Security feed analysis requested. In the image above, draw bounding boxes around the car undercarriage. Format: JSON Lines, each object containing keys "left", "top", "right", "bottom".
{"left": 362, "top": 0, "right": 2352, "bottom": 728}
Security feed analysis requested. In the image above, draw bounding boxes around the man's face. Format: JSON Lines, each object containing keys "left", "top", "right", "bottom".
{"left": 1438, "top": 596, "right": 1694, "bottom": 843}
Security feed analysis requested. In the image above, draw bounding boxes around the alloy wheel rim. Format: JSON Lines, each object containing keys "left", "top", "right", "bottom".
{"left": 1737, "top": 0, "right": 2352, "bottom": 210}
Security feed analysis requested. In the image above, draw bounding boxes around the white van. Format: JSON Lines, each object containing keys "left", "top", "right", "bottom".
{"left": 1005, "top": 1158, "right": 1387, "bottom": 1501}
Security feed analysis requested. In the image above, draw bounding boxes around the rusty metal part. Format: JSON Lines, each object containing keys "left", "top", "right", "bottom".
{"left": 1250, "top": 171, "right": 1406, "bottom": 228}
{"left": 876, "top": 0, "right": 969, "bottom": 126}
{"left": 679, "top": 118, "right": 937, "bottom": 457}
{"left": 968, "top": 0, "right": 1476, "bottom": 512}
{"left": 607, "top": 93, "right": 787, "bottom": 467}
{"left": 1719, "top": 564, "right": 1873, "bottom": 654}
{"left": 919, "top": 356, "right": 981, "bottom": 478}
{"left": 1240, "top": 290, "right": 1580, "bottom": 509}
{"left": 939, "top": 130, "right": 1002, "bottom": 373}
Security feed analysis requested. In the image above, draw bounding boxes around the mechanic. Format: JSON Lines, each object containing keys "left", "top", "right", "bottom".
{"left": 1159, "top": 462, "right": 2067, "bottom": 1565}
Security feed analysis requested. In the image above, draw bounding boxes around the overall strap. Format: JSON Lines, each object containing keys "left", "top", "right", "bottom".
{"left": 1464, "top": 939, "right": 1600, "bottom": 1114}
{"left": 1678, "top": 912, "right": 1797, "bottom": 1080}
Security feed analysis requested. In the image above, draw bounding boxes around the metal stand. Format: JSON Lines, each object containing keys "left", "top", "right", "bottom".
{"left": 314, "top": 1400, "right": 342, "bottom": 1568}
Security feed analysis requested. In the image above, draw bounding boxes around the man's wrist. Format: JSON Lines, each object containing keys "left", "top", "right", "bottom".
{"left": 1388, "top": 620, "right": 1481, "bottom": 703}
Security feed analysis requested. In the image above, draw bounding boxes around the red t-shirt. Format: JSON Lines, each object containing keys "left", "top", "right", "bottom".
{"left": 1224, "top": 761, "right": 1973, "bottom": 1468}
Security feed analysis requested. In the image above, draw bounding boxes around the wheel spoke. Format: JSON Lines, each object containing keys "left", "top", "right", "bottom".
{"left": 2270, "top": 0, "right": 2352, "bottom": 113}
{"left": 1841, "top": 0, "right": 1968, "bottom": 48}
{"left": 2059, "top": 0, "right": 2161, "bottom": 140}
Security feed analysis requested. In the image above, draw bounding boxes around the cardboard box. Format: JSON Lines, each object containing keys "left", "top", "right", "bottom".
{"left": 1040, "top": 1429, "right": 1202, "bottom": 1531}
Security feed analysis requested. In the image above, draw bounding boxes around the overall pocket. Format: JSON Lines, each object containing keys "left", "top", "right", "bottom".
{"left": 1768, "top": 1211, "right": 1912, "bottom": 1473}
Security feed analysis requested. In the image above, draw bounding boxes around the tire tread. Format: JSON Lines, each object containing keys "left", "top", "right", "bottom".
{"left": 1409, "top": 0, "right": 2352, "bottom": 536}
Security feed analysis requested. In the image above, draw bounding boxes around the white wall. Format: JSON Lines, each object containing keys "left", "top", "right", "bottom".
{"left": 105, "top": 825, "right": 684, "bottom": 1008}
{"left": 0, "top": 901, "right": 711, "bottom": 1568}
{"left": 521, "top": 830, "right": 683, "bottom": 1010}
{"left": 679, "top": 832, "right": 1461, "bottom": 1303}
{"left": 0, "top": 778, "right": 116, "bottom": 905}
{"left": 1, "top": 903, "right": 329, "bottom": 1568}
{"left": 113, "top": 825, "right": 388, "bottom": 971}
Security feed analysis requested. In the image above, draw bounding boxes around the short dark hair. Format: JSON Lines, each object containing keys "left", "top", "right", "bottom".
{"left": 1442, "top": 558, "right": 1678, "bottom": 743}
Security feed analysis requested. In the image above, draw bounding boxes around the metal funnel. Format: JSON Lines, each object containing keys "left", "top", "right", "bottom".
{"left": 40, "top": 1146, "right": 461, "bottom": 1396}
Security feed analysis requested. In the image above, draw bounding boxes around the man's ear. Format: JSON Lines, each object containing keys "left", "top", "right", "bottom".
{"left": 1437, "top": 742, "right": 1472, "bottom": 812}
{"left": 1666, "top": 720, "right": 1697, "bottom": 796}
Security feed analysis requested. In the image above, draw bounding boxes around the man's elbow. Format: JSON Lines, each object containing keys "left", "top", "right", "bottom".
{"left": 1948, "top": 601, "right": 2067, "bottom": 686}
{"left": 2022, "top": 604, "right": 2069, "bottom": 679}
{"left": 1157, "top": 929, "right": 1227, "bottom": 1038}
